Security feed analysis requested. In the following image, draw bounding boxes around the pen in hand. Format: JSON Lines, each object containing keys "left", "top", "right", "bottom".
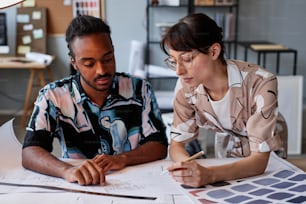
{"left": 160, "top": 150, "right": 205, "bottom": 175}
{"left": 183, "top": 150, "right": 205, "bottom": 162}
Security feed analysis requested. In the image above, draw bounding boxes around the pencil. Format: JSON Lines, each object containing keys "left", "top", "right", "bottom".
{"left": 183, "top": 150, "right": 205, "bottom": 162}
{"left": 160, "top": 150, "right": 205, "bottom": 175}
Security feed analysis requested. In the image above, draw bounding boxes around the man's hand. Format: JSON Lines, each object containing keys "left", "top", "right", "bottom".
{"left": 93, "top": 154, "right": 127, "bottom": 173}
{"left": 93, "top": 142, "right": 167, "bottom": 173}
{"left": 22, "top": 146, "right": 107, "bottom": 186}
{"left": 63, "top": 159, "right": 106, "bottom": 186}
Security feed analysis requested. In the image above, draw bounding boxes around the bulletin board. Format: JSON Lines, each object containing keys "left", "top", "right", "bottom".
{"left": 35, "top": 0, "right": 105, "bottom": 36}
{"left": 16, "top": 7, "right": 47, "bottom": 56}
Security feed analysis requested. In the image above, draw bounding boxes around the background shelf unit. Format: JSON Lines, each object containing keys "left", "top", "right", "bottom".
{"left": 145, "top": 0, "right": 239, "bottom": 112}
{"left": 145, "top": 0, "right": 239, "bottom": 67}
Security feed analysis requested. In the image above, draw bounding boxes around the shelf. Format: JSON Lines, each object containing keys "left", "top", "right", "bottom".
{"left": 148, "top": 5, "right": 188, "bottom": 8}
{"left": 193, "top": 3, "right": 238, "bottom": 7}
{"left": 237, "top": 41, "right": 298, "bottom": 75}
{"left": 146, "top": 0, "right": 240, "bottom": 70}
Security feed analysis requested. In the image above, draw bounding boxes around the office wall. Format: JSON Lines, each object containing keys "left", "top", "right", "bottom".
{"left": 239, "top": 0, "right": 306, "bottom": 106}
{"left": 0, "top": 0, "right": 306, "bottom": 113}
{"left": 104, "top": 0, "right": 147, "bottom": 72}
{"left": 238, "top": 1, "right": 306, "bottom": 77}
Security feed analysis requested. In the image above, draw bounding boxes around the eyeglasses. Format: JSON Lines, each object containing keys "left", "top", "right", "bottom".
{"left": 164, "top": 51, "right": 199, "bottom": 71}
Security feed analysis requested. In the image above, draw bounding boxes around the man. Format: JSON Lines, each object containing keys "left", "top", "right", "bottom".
{"left": 22, "top": 15, "right": 168, "bottom": 186}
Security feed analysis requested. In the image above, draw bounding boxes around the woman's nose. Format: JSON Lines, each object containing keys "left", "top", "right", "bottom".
{"left": 176, "top": 63, "right": 186, "bottom": 76}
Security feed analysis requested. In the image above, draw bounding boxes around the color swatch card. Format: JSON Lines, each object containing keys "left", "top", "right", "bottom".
{"left": 180, "top": 156, "right": 306, "bottom": 204}
{"left": 73, "top": 0, "right": 100, "bottom": 18}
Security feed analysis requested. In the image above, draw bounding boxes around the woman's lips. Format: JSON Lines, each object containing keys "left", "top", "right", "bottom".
{"left": 182, "top": 77, "right": 193, "bottom": 84}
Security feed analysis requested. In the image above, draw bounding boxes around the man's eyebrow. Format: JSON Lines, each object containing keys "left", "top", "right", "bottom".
{"left": 79, "top": 57, "right": 94, "bottom": 61}
{"left": 79, "top": 50, "right": 114, "bottom": 61}
{"left": 104, "top": 50, "right": 114, "bottom": 56}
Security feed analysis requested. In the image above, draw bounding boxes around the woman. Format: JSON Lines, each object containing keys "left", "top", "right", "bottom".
{"left": 161, "top": 13, "right": 287, "bottom": 187}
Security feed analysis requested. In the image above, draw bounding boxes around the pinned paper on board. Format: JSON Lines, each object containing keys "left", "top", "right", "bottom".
{"left": 63, "top": 0, "right": 72, "bottom": 6}
{"left": 17, "top": 45, "right": 31, "bottom": 55}
{"left": 33, "top": 28, "right": 43, "bottom": 39}
{"left": 16, "top": 7, "right": 47, "bottom": 56}
{"left": 32, "top": 11, "right": 42, "bottom": 20}
{"left": 22, "top": 35, "right": 31, "bottom": 44}
{"left": 17, "top": 14, "right": 30, "bottom": 23}
{"left": 22, "top": 0, "right": 35, "bottom": 7}
{"left": 23, "top": 24, "right": 33, "bottom": 31}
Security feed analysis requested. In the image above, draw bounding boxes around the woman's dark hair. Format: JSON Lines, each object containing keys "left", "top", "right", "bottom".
{"left": 65, "top": 15, "right": 112, "bottom": 57}
{"left": 161, "top": 13, "right": 226, "bottom": 64}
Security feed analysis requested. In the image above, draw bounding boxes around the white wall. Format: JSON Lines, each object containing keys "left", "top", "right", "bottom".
{"left": 238, "top": 0, "right": 306, "bottom": 78}
{"left": 104, "top": 0, "right": 147, "bottom": 72}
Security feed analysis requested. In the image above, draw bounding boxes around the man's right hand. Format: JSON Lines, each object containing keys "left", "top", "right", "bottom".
{"left": 63, "top": 159, "right": 105, "bottom": 186}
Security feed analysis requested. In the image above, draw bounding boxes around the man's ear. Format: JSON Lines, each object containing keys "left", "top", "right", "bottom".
{"left": 70, "top": 58, "right": 78, "bottom": 71}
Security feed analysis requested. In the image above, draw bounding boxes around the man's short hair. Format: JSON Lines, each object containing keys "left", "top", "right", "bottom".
{"left": 65, "top": 15, "right": 112, "bottom": 57}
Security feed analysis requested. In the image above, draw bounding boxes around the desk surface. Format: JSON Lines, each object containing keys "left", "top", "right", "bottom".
{"left": 0, "top": 56, "right": 48, "bottom": 69}
{"left": 0, "top": 119, "right": 305, "bottom": 204}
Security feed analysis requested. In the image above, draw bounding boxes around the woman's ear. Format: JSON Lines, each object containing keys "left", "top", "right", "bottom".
{"left": 210, "top": 43, "right": 221, "bottom": 59}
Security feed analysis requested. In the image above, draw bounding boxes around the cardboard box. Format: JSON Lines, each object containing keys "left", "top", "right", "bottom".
{"left": 215, "top": 0, "right": 235, "bottom": 6}
{"left": 194, "top": 0, "right": 214, "bottom": 6}
{"left": 158, "top": 0, "right": 180, "bottom": 6}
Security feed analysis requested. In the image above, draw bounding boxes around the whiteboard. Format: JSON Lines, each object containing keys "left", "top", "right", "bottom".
{"left": 277, "top": 75, "right": 303, "bottom": 155}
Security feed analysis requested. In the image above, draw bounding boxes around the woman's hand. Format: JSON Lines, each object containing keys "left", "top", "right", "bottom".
{"left": 168, "top": 151, "right": 270, "bottom": 188}
{"left": 167, "top": 161, "right": 213, "bottom": 188}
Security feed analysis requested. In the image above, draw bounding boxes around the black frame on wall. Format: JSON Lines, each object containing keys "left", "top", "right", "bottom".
{"left": 0, "top": 13, "right": 7, "bottom": 45}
